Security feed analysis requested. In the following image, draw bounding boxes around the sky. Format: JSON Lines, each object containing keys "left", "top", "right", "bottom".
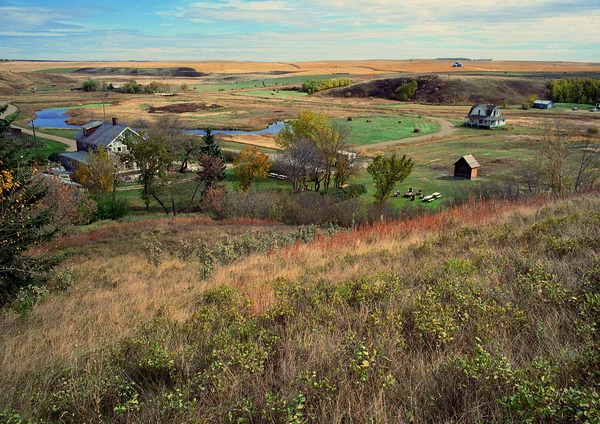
{"left": 0, "top": 0, "right": 598, "bottom": 62}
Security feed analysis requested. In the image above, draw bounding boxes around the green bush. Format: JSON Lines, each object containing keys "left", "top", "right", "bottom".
{"left": 391, "top": 80, "right": 418, "bottom": 101}
{"left": 301, "top": 79, "right": 351, "bottom": 94}
{"left": 93, "top": 196, "right": 131, "bottom": 220}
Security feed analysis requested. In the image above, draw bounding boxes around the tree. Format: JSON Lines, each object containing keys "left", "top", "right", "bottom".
{"left": 279, "top": 137, "right": 318, "bottom": 191}
{"left": 191, "top": 153, "right": 226, "bottom": 205}
{"left": 367, "top": 153, "right": 414, "bottom": 204}
{"left": 276, "top": 111, "right": 330, "bottom": 149}
{"left": 0, "top": 106, "right": 58, "bottom": 304}
{"left": 75, "top": 147, "right": 115, "bottom": 194}
{"left": 82, "top": 79, "right": 100, "bottom": 92}
{"left": 199, "top": 127, "right": 226, "bottom": 182}
{"left": 123, "top": 134, "right": 171, "bottom": 213}
{"left": 276, "top": 111, "right": 353, "bottom": 191}
{"left": 180, "top": 84, "right": 189, "bottom": 92}
{"left": 233, "top": 146, "right": 271, "bottom": 190}
{"left": 123, "top": 79, "right": 141, "bottom": 94}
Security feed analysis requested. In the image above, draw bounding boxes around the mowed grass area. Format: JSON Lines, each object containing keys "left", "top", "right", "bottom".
{"left": 35, "top": 128, "right": 79, "bottom": 139}
{"left": 20, "top": 136, "right": 70, "bottom": 159}
{"left": 331, "top": 116, "right": 440, "bottom": 146}
{"left": 234, "top": 90, "right": 308, "bottom": 99}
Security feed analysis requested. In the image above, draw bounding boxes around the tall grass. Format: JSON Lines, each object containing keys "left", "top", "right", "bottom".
{"left": 1, "top": 193, "right": 599, "bottom": 422}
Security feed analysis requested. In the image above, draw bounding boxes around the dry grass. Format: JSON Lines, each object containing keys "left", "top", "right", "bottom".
{"left": 1, "top": 193, "right": 600, "bottom": 421}
{"left": 3, "top": 59, "right": 600, "bottom": 75}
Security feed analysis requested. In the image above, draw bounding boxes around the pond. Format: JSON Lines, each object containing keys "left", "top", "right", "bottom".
{"left": 185, "top": 121, "right": 286, "bottom": 136}
{"left": 29, "top": 107, "right": 287, "bottom": 135}
{"left": 29, "top": 108, "right": 80, "bottom": 129}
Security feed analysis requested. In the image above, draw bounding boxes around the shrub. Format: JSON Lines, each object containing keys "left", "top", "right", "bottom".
{"left": 94, "top": 196, "right": 131, "bottom": 220}
{"left": 82, "top": 79, "right": 100, "bottom": 92}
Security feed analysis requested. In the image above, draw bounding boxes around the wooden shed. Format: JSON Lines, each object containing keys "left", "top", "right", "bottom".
{"left": 454, "top": 155, "right": 480, "bottom": 180}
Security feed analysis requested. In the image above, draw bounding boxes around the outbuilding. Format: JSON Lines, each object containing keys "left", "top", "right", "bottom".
{"left": 533, "top": 100, "right": 555, "bottom": 109}
{"left": 454, "top": 155, "right": 480, "bottom": 180}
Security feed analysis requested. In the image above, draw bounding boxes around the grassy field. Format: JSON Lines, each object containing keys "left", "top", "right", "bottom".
{"left": 33, "top": 67, "right": 79, "bottom": 73}
{"left": 190, "top": 74, "right": 341, "bottom": 93}
{"left": 331, "top": 116, "right": 440, "bottom": 146}
{"left": 1, "top": 193, "right": 599, "bottom": 422}
{"left": 18, "top": 136, "right": 70, "bottom": 160}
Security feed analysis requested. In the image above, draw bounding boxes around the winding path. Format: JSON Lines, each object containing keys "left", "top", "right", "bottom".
{"left": 1, "top": 102, "right": 76, "bottom": 151}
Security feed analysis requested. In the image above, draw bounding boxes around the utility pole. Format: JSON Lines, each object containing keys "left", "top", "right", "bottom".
{"left": 101, "top": 93, "right": 107, "bottom": 122}
{"left": 31, "top": 120, "right": 39, "bottom": 161}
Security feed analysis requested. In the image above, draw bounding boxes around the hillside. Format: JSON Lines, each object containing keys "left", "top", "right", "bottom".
{"left": 322, "top": 74, "right": 556, "bottom": 105}
{"left": 1, "top": 194, "right": 600, "bottom": 422}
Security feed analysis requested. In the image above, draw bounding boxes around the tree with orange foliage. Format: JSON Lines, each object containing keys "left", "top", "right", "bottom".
{"left": 233, "top": 146, "right": 271, "bottom": 191}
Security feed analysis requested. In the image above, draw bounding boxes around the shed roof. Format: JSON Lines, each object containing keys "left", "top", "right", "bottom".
{"left": 75, "top": 121, "right": 131, "bottom": 147}
{"left": 534, "top": 100, "right": 554, "bottom": 105}
{"left": 59, "top": 151, "right": 89, "bottom": 165}
{"left": 454, "top": 155, "right": 480, "bottom": 168}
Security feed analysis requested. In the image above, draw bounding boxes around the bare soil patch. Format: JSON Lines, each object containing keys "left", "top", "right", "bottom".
{"left": 147, "top": 102, "right": 223, "bottom": 114}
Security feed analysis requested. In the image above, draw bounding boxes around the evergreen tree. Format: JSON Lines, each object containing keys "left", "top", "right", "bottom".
{"left": 0, "top": 106, "right": 58, "bottom": 305}
{"left": 199, "top": 128, "right": 226, "bottom": 184}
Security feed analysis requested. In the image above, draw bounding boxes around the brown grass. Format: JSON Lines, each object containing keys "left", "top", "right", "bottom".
{"left": 3, "top": 59, "right": 600, "bottom": 75}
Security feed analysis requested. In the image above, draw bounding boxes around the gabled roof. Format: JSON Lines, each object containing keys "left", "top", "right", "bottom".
{"left": 467, "top": 104, "right": 501, "bottom": 118}
{"left": 454, "top": 155, "right": 480, "bottom": 168}
{"left": 75, "top": 121, "right": 133, "bottom": 147}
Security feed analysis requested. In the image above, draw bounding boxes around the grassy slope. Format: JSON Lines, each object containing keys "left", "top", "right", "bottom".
{"left": 1, "top": 194, "right": 599, "bottom": 422}
{"left": 331, "top": 116, "right": 440, "bottom": 146}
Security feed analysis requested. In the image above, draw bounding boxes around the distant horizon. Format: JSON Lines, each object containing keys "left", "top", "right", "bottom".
{"left": 3, "top": 58, "right": 600, "bottom": 64}
{"left": 1, "top": 0, "right": 598, "bottom": 63}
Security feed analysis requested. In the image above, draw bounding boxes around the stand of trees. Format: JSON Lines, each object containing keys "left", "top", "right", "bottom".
{"left": 549, "top": 78, "right": 600, "bottom": 104}
{"left": 301, "top": 79, "right": 351, "bottom": 94}
{"left": 276, "top": 111, "right": 360, "bottom": 192}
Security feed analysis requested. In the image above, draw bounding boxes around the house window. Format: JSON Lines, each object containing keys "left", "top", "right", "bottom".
{"left": 118, "top": 147, "right": 122, "bottom": 152}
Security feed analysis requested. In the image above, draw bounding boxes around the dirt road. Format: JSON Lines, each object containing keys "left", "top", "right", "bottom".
{"left": 2, "top": 102, "right": 76, "bottom": 151}
{"left": 0, "top": 103, "right": 19, "bottom": 120}
{"left": 13, "top": 126, "right": 77, "bottom": 151}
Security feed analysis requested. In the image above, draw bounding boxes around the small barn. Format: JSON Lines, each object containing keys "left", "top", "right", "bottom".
{"left": 533, "top": 100, "right": 555, "bottom": 109}
{"left": 454, "top": 155, "right": 480, "bottom": 180}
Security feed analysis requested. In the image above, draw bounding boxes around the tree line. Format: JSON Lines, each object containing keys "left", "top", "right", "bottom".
{"left": 549, "top": 78, "right": 600, "bottom": 104}
{"left": 301, "top": 79, "right": 351, "bottom": 94}
{"left": 82, "top": 79, "right": 172, "bottom": 94}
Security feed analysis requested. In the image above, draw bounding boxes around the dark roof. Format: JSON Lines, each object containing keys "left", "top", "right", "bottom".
{"left": 454, "top": 155, "right": 480, "bottom": 168}
{"left": 59, "top": 151, "right": 89, "bottom": 165}
{"left": 75, "top": 121, "right": 132, "bottom": 147}
{"left": 467, "top": 104, "right": 502, "bottom": 118}
{"left": 81, "top": 121, "right": 103, "bottom": 131}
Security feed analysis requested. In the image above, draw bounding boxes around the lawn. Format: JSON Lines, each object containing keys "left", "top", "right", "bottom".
{"left": 20, "top": 136, "right": 70, "bottom": 159}
{"left": 331, "top": 116, "right": 440, "bottom": 146}
{"left": 35, "top": 128, "right": 79, "bottom": 139}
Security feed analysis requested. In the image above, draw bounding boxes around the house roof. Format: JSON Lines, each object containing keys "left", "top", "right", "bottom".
{"left": 467, "top": 104, "right": 502, "bottom": 118}
{"left": 81, "top": 121, "right": 103, "bottom": 131}
{"left": 59, "top": 151, "right": 89, "bottom": 165}
{"left": 454, "top": 155, "right": 480, "bottom": 168}
{"left": 74, "top": 121, "right": 131, "bottom": 147}
{"left": 534, "top": 100, "right": 554, "bottom": 105}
